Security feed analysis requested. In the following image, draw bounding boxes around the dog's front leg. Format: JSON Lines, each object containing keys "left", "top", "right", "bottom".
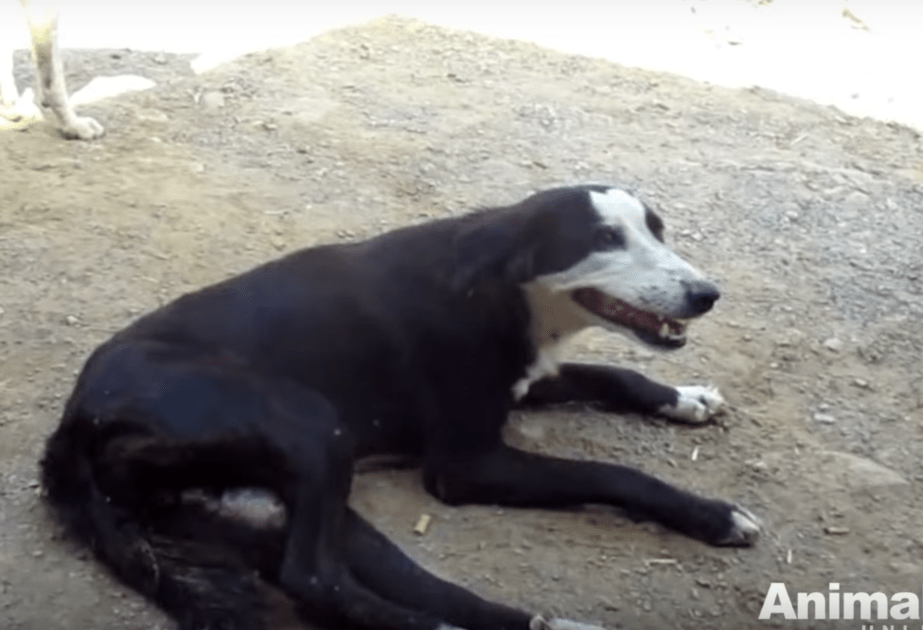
{"left": 1, "top": 40, "right": 17, "bottom": 111}
{"left": 424, "top": 444, "right": 759, "bottom": 547}
{"left": 20, "top": 0, "right": 104, "bottom": 139}
{"left": 518, "top": 362, "right": 724, "bottom": 423}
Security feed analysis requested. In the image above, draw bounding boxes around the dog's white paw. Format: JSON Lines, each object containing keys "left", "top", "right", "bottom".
{"left": 658, "top": 385, "right": 724, "bottom": 423}
{"left": 716, "top": 506, "right": 762, "bottom": 546}
{"left": 530, "top": 615, "right": 606, "bottom": 630}
{"left": 61, "top": 115, "right": 105, "bottom": 140}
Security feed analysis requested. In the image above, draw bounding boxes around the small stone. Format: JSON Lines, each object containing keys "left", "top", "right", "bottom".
{"left": 200, "top": 90, "right": 225, "bottom": 109}
{"left": 813, "top": 413, "right": 836, "bottom": 423}
{"left": 823, "top": 337, "right": 843, "bottom": 352}
{"left": 64, "top": 315, "right": 79, "bottom": 326}
{"left": 598, "top": 596, "right": 620, "bottom": 611}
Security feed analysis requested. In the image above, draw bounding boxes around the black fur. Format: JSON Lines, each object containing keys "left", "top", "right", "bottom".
{"left": 42, "top": 185, "right": 750, "bottom": 630}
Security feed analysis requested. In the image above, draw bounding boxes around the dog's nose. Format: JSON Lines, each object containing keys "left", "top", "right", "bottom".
{"left": 684, "top": 280, "right": 721, "bottom": 316}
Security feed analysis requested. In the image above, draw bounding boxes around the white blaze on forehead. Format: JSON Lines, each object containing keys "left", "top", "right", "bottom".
{"left": 587, "top": 188, "right": 648, "bottom": 230}
{"left": 531, "top": 187, "right": 706, "bottom": 318}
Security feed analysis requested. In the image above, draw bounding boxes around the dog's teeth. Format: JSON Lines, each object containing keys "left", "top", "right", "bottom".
{"left": 659, "top": 322, "right": 670, "bottom": 338}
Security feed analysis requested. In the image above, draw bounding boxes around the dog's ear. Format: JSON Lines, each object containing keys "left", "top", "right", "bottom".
{"left": 451, "top": 215, "right": 537, "bottom": 291}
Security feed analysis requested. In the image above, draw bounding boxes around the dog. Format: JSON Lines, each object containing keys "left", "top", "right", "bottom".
{"left": 42, "top": 185, "right": 760, "bottom": 630}
{"left": 1, "top": 0, "right": 104, "bottom": 138}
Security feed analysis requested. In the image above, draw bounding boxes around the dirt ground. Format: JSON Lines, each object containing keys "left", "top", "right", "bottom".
{"left": 2, "top": 15, "right": 923, "bottom": 630}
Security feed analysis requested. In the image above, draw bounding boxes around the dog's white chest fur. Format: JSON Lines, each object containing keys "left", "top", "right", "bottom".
{"left": 513, "top": 282, "right": 590, "bottom": 400}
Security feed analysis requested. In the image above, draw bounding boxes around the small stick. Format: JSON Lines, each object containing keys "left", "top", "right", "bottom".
{"left": 413, "top": 513, "right": 432, "bottom": 535}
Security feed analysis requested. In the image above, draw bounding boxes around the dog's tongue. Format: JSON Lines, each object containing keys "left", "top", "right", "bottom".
{"left": 571, "top": 288, "right": 682, "bottom": 336}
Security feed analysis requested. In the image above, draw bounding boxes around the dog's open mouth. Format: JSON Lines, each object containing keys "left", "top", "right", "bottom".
{"left": 571, "top": 288, "right": 688, "bottom": 348}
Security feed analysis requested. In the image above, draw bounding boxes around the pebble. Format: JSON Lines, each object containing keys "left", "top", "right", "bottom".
{"left": 199, "top": 91, "right": 225, "bottom": 109}
{"left": 813, "top": 413, "right": 836, "bottom": 423}
{"left": 824, "top": 526, "right": 850, "bottom": 535}
{"left": 823, "top": 337, "right": 843, "bottom": 352}
{"left": 598, "top": 596, "right": 620, "bottom": 611}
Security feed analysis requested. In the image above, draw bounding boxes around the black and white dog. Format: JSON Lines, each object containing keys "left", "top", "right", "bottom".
{"left": 42, "top": 185, "right": 759, "bottom": 630}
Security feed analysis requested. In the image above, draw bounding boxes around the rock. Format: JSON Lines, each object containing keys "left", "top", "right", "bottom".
{"left": 820, "top": 451, "right": 909, "bottom": 487}
{"left": 200, "top": 91, "right": 226, "bottom": 109}
{"left": 823, "top": 337, "right": 844, "bottom": 352}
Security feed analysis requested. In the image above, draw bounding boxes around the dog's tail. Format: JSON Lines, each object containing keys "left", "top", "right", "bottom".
{"left": 40, "top": 413, "right": 273, "bottom": 630}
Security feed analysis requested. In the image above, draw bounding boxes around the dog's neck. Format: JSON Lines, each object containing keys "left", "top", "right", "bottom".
{"left": 512, "top": 282, "right": 591, "bottom": 400}
{"left": 522, "top": 281, "right": 591, "bottom": 349}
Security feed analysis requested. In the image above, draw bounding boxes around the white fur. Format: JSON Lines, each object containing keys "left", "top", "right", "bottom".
{"left": 512, "top": 343, "right": 563, "bottom": 400}
{"left": 513, "top": 282, "right": 586, "bottom": 399}
{"left": 1, "top": 0, "right": 104, "bottom": 138}
{"left": 534, "top": 189, "right": 707, "bottom": 324}
{"left": 658, "top": 385, "right": 725, "bottom": 422}
{"left": 718, "top": 506, "right": 762, "bottom": 546}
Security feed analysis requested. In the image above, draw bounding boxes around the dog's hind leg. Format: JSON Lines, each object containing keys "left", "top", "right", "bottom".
{"left": 59, "top": 416, "right": 456, "bottom": 630}
{"left": 342, "top": 508, "right": 548, "bottom": 630}
{"left": 43, "top": 421, "right": 279, "bottom": 630}
{"left": 275, "top": 438, "right": 462, "bottom": 630}
{"left": 96, "top": 416, "right": 455, "bottom": 630}
{"left": 424, "top": 444, "right": 759, "bottom": 548}
{"left": 344, "top": 508, "right": 607, "bottom": 630}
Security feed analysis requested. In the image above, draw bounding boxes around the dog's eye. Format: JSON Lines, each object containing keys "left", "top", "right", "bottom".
{"left": 594, "top": 227, "right": 625, "bottom": 250}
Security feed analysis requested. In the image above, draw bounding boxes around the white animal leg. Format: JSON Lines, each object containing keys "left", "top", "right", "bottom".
{"left": 20, "top": 0, "right": 104, "bottom": 139}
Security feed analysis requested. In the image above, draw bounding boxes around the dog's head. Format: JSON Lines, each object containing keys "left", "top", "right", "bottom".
{"left": 453, "top": 186, "right": 719, "bottom": 349}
